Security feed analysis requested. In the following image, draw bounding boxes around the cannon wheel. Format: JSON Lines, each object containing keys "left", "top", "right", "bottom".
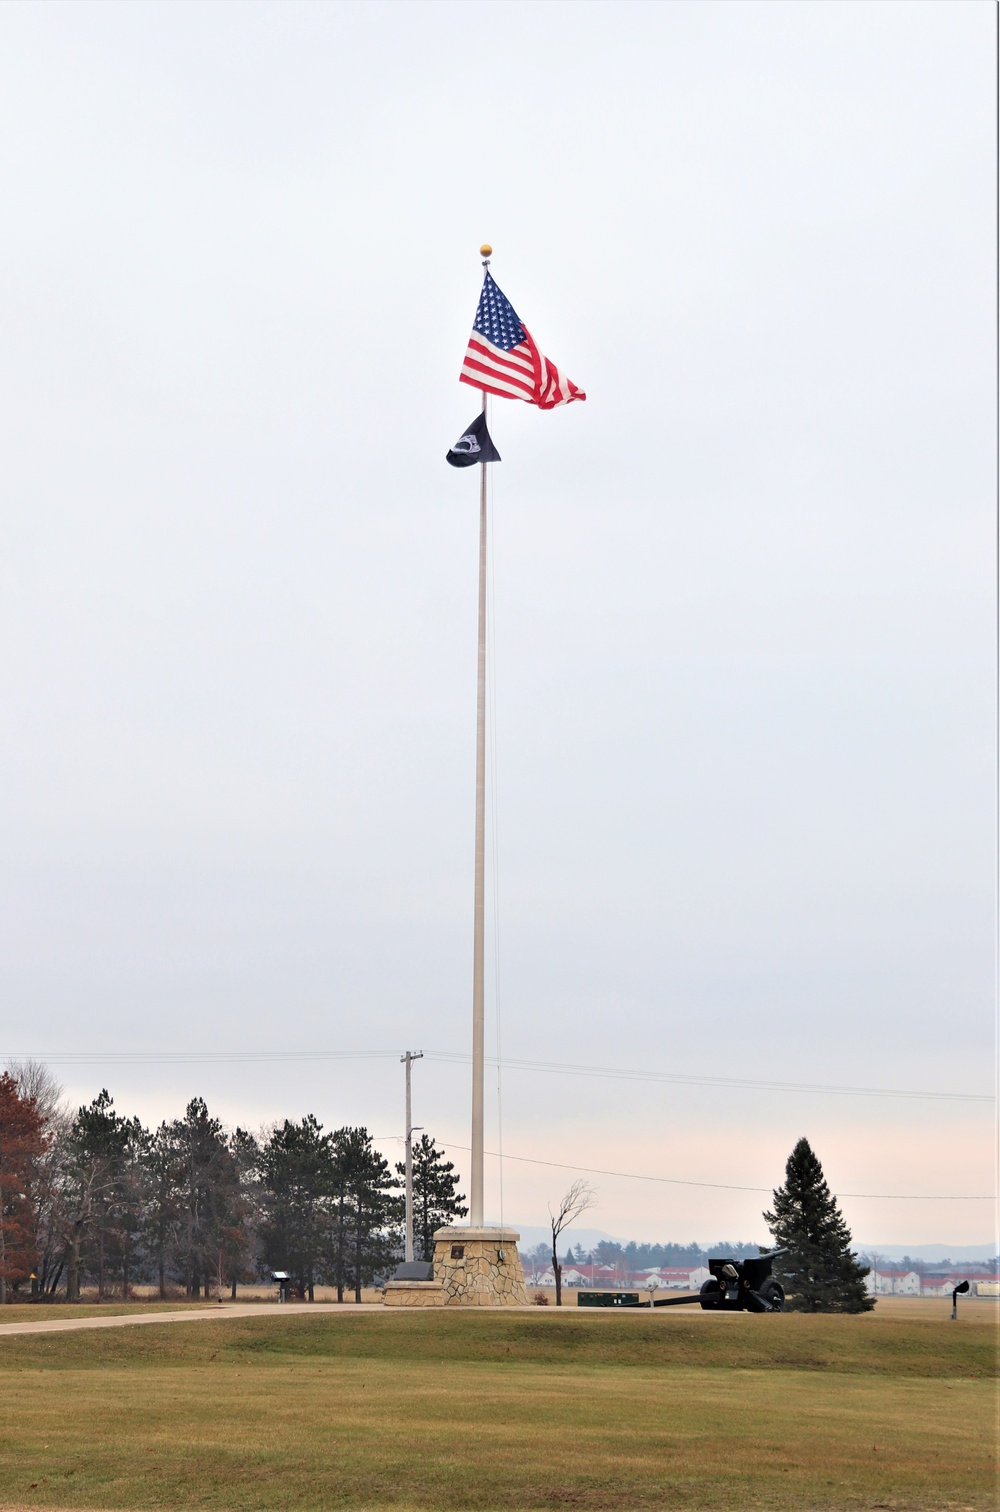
{"left": 699, "top": 1278, "right": 723, "bottom": 1309}
{"left": 759, "top": 1278, "right": 785, "bottom": 1311}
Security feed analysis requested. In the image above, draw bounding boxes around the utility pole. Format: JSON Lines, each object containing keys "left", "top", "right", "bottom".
{"left": 401, "top": 1051, "right": 423, "bottom": 1262}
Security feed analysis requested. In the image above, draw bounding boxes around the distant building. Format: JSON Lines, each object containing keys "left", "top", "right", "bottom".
{"left": 919, "top": 1267, "right": 998, "bottom": 1298}
{"left": 657, "top": 1267, "right": 702, "bottom": 1289}
{"left": 867, "top": 1269, "right": 920, "bottom": 1295}
{"left": 530, "top": 1266, "right": 588, "bottom": 1288}
{"left": 920, "top": 1274, "right": 961, "bottom": 1297}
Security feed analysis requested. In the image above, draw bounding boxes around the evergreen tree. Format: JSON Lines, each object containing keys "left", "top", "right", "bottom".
{"left": 394, "top": 1135, "right": 467, "bottom": 1262}
{"left": 62, "top": 1090, "right": 131, "bottom": 1301}
{"left": 169, "top": 1098, "right": 240, "bottom": 1299}
{"left": 259, "top": 1117, "right": 334, "bottom": 1301}
{"left": 222, "top": 1128, "right": 261, "bottom": 1300}
{"left": 763, "top": 1137, "right": 873, "bottom": 1312}
{"left": 111, "top": 1115, "right": 151, "bottom": 1300}
{"left": 334, "top": 1128, "right": 400, "bottom": 1301}
{"left": 143, "top": 1122, "right": 184, "bottom": 1300}
{"left": 329, "top": 1128, "right": 354, "bottom": 1303}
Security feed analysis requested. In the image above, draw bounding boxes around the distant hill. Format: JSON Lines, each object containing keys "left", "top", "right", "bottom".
{"left": 856, "top": 1242, "right": 998, "bottom": 1264}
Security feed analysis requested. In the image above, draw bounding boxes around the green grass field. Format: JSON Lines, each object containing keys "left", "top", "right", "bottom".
{"left": 2, "top": 1305, "right": 996, "bottom": 1510}
{"left": 0, "top": 1303, "right": 217, "bottom": 1323}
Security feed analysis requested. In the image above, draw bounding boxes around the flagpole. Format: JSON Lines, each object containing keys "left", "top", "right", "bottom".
{"left": 470, "top": 245, "right": 491, "bottom": 1228}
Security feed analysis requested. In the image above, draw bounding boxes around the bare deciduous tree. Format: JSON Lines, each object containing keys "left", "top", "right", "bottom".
{"left": 7, "top": 1061, "right": 64, "bottom": 1127}
{"left": 549, "top": 1179, "right": 596, "bottom": 1306}
{"left": 6, "top": 1060, "right": 69, "bottom": 1300}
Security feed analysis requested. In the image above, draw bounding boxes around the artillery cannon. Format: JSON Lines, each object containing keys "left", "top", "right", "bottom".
{"left": 578, "top": 1250, "right": 786, "bottom": 1313}
{"left": 660, "top": 1251, "right": 786, "bottom": 1312}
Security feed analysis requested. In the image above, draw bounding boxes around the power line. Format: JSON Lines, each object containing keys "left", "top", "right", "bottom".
{"left": 3, "top": 1048, "right": 991, "bottom": 1104}
{"left": 425, "top": 1052, "right": 993, "bottom": 1104}
{"left": 440, "top": 1142, "right": 995, "bottom": 1201}
{"left": 3, "top": 1051, "right": 398, "bottom": 1064}
{"left": 8, "top": 1049, "right": 990, "bottom": 1199}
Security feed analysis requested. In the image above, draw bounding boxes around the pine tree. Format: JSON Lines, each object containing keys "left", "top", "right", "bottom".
{"left": 259, "top": 1116, "right": 334, "bottom": 1301}
{"left": 223, "top": 1128, "right": 261, "bottom": 1300}
{"left": 169, "top": 1098, "right": 240, "bottom": 1300}
{"left": 333, "top": 1128, "right": 400, "bottom": 1301}
{"left": 395, "top": 1135, "right": 467, "bottom": 1262}
{"left": 112, "top": 1115, "right": 151, "bottom": 1301}
{"left": 143, "top": 1122, "right": 184, "bottom": 1301}
{"left": 763, "top": 1137, "right": 873, "bottom": 1312}
{"left": 62, "top": 1090, "right": 130, "bottom": 1302}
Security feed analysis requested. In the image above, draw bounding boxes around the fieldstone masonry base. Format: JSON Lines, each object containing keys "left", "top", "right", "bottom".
{"left": 432, "top": 1226, "right": 528, "bottom": 1307}
{"left": 383, "top": 1280, "right": 446, "bottom": 1307}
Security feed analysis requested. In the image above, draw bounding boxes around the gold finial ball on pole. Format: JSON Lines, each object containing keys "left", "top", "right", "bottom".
{"left": 479, "top": 243, "right": 492, "bottom": 258}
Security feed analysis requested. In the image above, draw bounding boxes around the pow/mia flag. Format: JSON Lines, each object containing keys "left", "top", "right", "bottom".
{"left": 446, "top": 411, "right": 501, "bottom": 468}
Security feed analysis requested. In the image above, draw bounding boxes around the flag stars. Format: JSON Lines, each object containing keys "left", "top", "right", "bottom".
{"left": 473, "top": 273, "right": 526, "bottom": 351}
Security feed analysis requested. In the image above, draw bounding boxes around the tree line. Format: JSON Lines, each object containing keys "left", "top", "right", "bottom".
{"left": 530, "top": 1238, "right": 767, "bottom": 1273}
{"left": 0, "top": 1063, "right": 466, "bottom": 1303}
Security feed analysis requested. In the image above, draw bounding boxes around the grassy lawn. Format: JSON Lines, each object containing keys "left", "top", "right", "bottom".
{"left": 1, "top": 1308, "right": 995, "bottom": 1510}
{"left": 0, "top": 1304, "right": 217, "bottom": 1324}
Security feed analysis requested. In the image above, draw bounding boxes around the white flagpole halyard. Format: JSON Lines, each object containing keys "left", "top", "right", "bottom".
{"left": 470, "top": 248, "right": 492, "bottom": 1226}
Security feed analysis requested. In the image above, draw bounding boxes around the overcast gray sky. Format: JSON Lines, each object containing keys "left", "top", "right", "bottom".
{"left": 0, "top": 0, "right": 994, "bottom": 1250}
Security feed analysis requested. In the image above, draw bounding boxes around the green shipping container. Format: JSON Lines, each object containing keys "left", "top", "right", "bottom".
{"left": 577, "top": 1291, "right": 641, "bottom": 1308}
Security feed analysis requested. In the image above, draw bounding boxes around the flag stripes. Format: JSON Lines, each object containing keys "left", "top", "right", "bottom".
{"left": 460, "top": 271, "right": 585, "bottom": 410}
{"left": 461, "top": 335, "right": 535, "bottom": 402}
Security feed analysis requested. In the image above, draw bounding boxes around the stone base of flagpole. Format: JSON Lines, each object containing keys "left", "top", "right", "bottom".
{"left": 383, "top": 1279, "right": 446, "bottom": 1307}
{"left": 432, "top": 1226, "right": 528, "bottom": 1306}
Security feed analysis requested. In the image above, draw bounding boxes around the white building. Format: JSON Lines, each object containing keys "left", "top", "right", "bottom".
{"left": 867, "top": 1269, "right": 920, "bottom": 1296}
{"left": 532, "top": 1266, "right": 587, "bottom": 1288}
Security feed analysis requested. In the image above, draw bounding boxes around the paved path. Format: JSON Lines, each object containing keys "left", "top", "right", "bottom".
{"left": 0, "top": 1303, "right": 381, "bottom": 1337}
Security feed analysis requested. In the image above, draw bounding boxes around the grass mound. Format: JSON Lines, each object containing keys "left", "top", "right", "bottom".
{"left": 1, "top": 1307, "right": 993, "bottom": 1379}
{"left": 1, "top": 1308, "right": 994, "bottom": 1510}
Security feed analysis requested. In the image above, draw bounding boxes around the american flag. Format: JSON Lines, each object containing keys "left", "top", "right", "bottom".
{"left": 460, "top": 272, "right": 585, "bottom": 410}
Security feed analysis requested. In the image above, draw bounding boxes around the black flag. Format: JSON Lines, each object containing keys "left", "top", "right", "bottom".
{"left": 446, "top": 412, "right": 501, "bottom": 468}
